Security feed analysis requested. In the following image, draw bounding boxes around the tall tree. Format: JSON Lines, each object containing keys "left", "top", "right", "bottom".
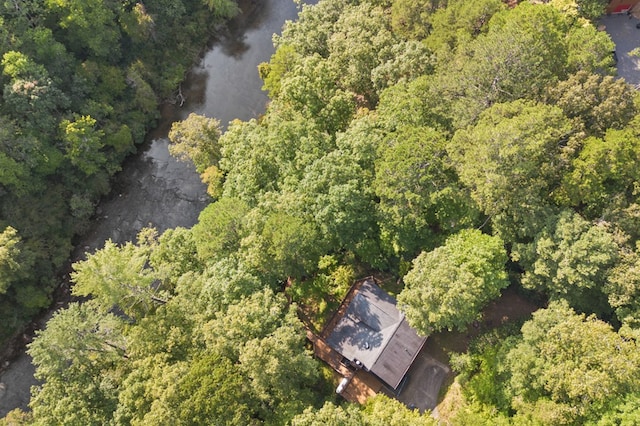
{"left": 434, "top": 3, "right": 570, "bottom": 126}
{"left": 2, "top": 51, "right": 68, "bottom": 136}
{"left": 292, "top": 402, "right": 365, "bottom": 426}
{"left": 168, "top": 113, "right": 222, "bottom": 174}
{"left": 605, "top": 242, "right": 640, "bottom": 334}
{"left": 291, "top": 395, "right": 437, "bottom": 425}
{"left": 449, "top": 100, "right": 575, "bottom": 243}
{"left": 292, "top": 147, "right": 379, "bottom": 265}
{"left": 239, "top": 309, "right": 320, "bottom": 423}
{"left": 391, "top": 0, "right": 438, "bottom": 40}
{"left": 191, "top": 197, "right": 249, "bottom": 264}
{"left": 559, "top": 122, "right": 640, "bottom": 218}
{"left": 28, "top": 302, "right": 126, "bottom": 425}
{"left": 241, "top": 211, "right": 324, "bottom": 281}
{"left": 506, "top": 301, "right": 640, "bottom": 424}
{"left": 325, "top": 1, "right": 398, "bottom": 105}
{"left": 398, "top": 229, "right": 509, "bottom": 334}
{"left": 43, "top": 0, "right": 121, "bottom": 60}
{"left": 0, "top": 226, "right": 32, "bottom": 295}
{"left": 374, "top": 124, "right": 477, "bottom": 258}
{"left": 425, "top": 0, "right": 504, "bottom": 54}
{"left": 71, "top": 239, "right": 161, "bottom": 320}
{"left": 60, "top": 115, "right": 106, "bottom": 176}
{"left": 218, "top": 118, "right": 278, "bottom": 203}
{"left": 512, "top": 210, "right": 619, "bottom": 316}
{"left": 545, "top": 71, "right": 636, "bottom": 137}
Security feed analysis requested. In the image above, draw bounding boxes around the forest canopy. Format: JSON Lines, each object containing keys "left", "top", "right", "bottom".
{"left": 3, "top": 0, "right": 640, "bottom": 424}
{"left": 0, "top": 0, "right": 239, "bottom": 341}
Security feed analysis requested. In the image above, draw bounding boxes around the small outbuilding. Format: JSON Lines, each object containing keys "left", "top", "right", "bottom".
{"left": 607, "top": 0, "right": 640, "bottom": 14}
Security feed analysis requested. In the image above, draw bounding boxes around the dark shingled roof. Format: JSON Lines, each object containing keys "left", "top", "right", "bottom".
{"left": 326, "top": 279, "right": 427, "bottom": 390}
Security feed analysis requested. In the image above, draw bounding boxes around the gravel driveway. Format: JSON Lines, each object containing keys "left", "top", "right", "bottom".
{"left": 601, "top": 13, "right": 640, "bottom": 86}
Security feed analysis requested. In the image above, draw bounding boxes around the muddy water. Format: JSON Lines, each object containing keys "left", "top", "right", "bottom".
{"left": 0, "top": 0, "right": 308, "bottom": 416}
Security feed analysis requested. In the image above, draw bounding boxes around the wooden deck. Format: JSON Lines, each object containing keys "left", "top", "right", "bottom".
{"left": 306, "top": 279, "right": 385, "bottom": 405}
{"left": 341, "top": 369, "right": 383, "bottom": 404}
{"left": 307, "top": 329, "right": 351, "bottom": 377}
{"left": 320, "top": 277, "right": 369, "bottom": 340}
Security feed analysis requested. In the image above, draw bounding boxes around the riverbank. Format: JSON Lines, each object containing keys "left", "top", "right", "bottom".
{"left": 0, "top": 0, "right": 309, "bottom": 417}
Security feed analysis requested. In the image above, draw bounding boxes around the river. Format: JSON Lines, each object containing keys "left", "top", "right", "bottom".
{"left": 0, "top": 0, "right": 308, "bottom": 416}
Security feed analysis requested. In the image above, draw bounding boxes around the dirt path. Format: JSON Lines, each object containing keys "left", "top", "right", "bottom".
{"left": 425, "top": 286, "right": 542, "bottom": 422}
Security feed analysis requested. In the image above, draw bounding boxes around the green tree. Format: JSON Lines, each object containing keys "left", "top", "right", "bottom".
{"left": 20, "top": 27, "right": 75, "bottom": 85}
{"left": 199, "top": 288, "right": 291, "bottom": 359}
{"left": 434, "top": 3, "right": 569, "bottom": 126}
{"left": 605, "top": 242, "right": 640, "bottom": 331}
{"left": 0, "top": 151, "right": 27, "bottom": 194}
{"left": 425, "top": 0, "right": 504, "bottom": 54}
{"left": 559, "top": 123, "right": 640, "bottom": 218}
{"left": 292, "top": 148, "right": 379, "bottom": 265}
{"left": 291, "top": 395, "right": 436, "bottom": 426}
{"left": 371, "top": 40, "right": 435, "bottom": 93}
{"left": 390, "top": 0, "right": 438, "bottom": 40}
{"left": 273, "top": 0, "right": 398, "bottom": 116}
{"left": 575, "top": 0, "right": 607, "bottom": 20}
{"left": 546, "top": 71, "right": 635, "bottom": 136}
{"left": 565, "top": 23, "right": 615, "bottom": 74}
{"left": 60, "top": 115, "right": 106, "bottom": 176}
{"left": 148, "top": 227, "right": 203, "bottom": 287}
{"left": 241, "top": 211, "right": 324, "bottom": 281}
{"left": 239, "top": 309, "right": 320, "bottom": 423}
{"left": 325, "top": 2, "right": 397, "bottom": 105}
{"left": 126, "top": 61, "right": 158, "bottom": 115}
{"left": 450, "top": 401, "right": 512, "bottom": 426}
{"left": 398, "top": 229, "right": 508, "bottom": 334}
{"left": 43, "top": 0, "right": 121, "bottom": 59}
{"left": 0, "top": 226, "right": 31, "bottom": 295}
{"left": 0, "top": 116, "right": 50, "bottom": 176}
{"left": 259, "top": 44, "right": 300, "bottom": 98}
{"left": 376, "top": 75, "right": 451, "bottom": 132}
{"left": 374, "top": 125, "right": 477, "bottom": 258}
{"left": 450, "top": 329, "right": 519, "bottom": 414}
{"left": 506, "top": 301, "right": 640, "bottom": 424}
{"left": 191, "top": 197, "right": 249, "bottom": 263}
{"left": 276, "top": 0, "right": 349, "bottom": 58}
{"left": 275, "top": 55, "right": 356, "bottom": 134}
{"left": 291, "top": 402, "right": 364, "bottom": 426}
{"left": 168, "top": 112, "right": 222, "bottom": 174}
{"left": 218, "top": 118, "right": 279, "bottom": 203}
{"left": 71, "top": 239, "right": 161, "bottom": 320}
{"left": 201, "top": 0, "right": 239, "bottom": 18}
{"left": 28, "top": 302, "right": 126, "bottom": 425}
{"left": 512, "top": 210, "right": 619, "bottom": 315}
{"left": 175, "top": 257, "right": 263, "bottom": 318}
{"left": 362, "top": 394, "right": 436, "bottom": 425}
{"left": 0, "top": 409, "right": 32, "bottom": 425}
{"left": 449, "top": 100, "right": 575, "bottom": 242}
{"left": 74, "top": 61, "right": 127, "bottom": 117}
{"left": 115, "top": 356, "right": 185, "bottom": 426}
{"left": 597, "top": 393, "right": 640, "bottom": 426}
{"left": 166, "top": 354, "right": 253, "bottom": 426}
{"left": 2, "top": 51, "right": 68, "bottom": 135}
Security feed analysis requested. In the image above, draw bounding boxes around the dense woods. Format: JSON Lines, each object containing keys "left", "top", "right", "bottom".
{"left": 0, "top": 0, "right": 238, "bottom": 341}
{"left": 3, "top": 0, "right": 640, "bottom": 424}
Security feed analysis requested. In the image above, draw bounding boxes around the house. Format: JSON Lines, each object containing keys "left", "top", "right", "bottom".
{"left": 308, "top": 277, "right": 431, "bottom": 405}
{"left": 325, "top": 279, "right": 427, "bottom": 392}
